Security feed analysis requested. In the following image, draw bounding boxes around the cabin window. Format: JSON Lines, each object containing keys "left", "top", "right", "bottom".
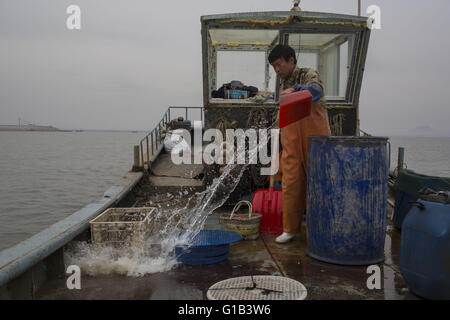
{"left": 208, "top": 29, "right": 279, "bottom": 104}
{"left": 216, "top": 51, "right": 267, "bottom": 93}
{"left": 206, "top": 28, "right": 356, "bottom": 104}
{"left": 287, "top": 33, "right": 354, "bottom": 101}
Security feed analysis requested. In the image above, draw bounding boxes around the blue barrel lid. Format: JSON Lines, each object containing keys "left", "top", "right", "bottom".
{"left": 308, "top": 135, "right": 389, "bottom": 142}
{"left": 177, "top": 230, "right": 242, "bottom": 249}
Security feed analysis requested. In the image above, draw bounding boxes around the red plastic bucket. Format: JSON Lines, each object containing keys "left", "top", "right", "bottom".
{"left": 251, "top": 187, "right": 283, "bottom": 235}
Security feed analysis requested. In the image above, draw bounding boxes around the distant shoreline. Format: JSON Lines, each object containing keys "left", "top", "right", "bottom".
{"left": 0, "top": 125, "right": 68, "bottom": 132}
{"left": 0, "top": 125, "right": 146, "bottom": 133}
{"left": 2, "top": 125, "right": 448, "bottom": 137}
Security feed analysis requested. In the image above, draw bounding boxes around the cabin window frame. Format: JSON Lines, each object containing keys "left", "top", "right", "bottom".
{"left": 278, "top": 28, "right": 364, "bottom": 105}
{"left": 201, "top": 13, "right": 370, "bottom": 108}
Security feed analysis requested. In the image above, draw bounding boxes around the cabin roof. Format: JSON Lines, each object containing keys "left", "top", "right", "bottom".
{"left": 201, "top": 11, "right": 369, "bottom": 28}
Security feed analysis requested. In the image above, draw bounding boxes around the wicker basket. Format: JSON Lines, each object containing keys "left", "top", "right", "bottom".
{"left": 90, "top": 207, "right": 156, "bottom": 247}
{"left": 219, "top": 201, "right": 262, "bottom": 240}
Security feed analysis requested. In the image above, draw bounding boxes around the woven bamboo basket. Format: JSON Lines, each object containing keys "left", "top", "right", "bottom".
{"left": 219, "top": 201, "right": 262, "bottom": 240}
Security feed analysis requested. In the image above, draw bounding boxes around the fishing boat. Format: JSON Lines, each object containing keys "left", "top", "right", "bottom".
{"left": 0, "top": 7, "right": 424, "bottom": 300}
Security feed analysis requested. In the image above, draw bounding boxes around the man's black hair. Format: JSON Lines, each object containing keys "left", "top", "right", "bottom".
{"left": 268, "top": 44, "right": 297, "bottom": 65}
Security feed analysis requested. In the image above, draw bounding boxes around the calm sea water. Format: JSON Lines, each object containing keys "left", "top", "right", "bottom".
{"left": 389, "top": 136, "right": 450, "bottom": 177}
{"left": 0, "top": 133, "right": 449, "bottom": 252}
{"left": 0, "top": 131, "right": 143, "bottom": 251}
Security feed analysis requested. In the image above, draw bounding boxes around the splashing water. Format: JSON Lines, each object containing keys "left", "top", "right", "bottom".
{"left": 65, "top": 163, "right": 249, "bottom": 276}
{"left": 65, "top": 124, "right": 276, "bottom": 276}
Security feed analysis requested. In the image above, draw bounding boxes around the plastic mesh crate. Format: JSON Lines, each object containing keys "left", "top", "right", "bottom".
{"left": 89, "top": 207, "right": 156, "bottom": 246}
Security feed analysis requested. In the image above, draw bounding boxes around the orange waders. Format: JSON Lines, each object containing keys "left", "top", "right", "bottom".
{"left": 280, "top": 102, "right": 331, "bottom": 234}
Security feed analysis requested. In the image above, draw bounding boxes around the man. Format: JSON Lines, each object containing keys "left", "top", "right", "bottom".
{"left": 269, "top": 44, "right": 331, "bottom": 243}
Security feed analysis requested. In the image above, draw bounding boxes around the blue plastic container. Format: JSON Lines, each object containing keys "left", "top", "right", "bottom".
{"left": 225, "top": 89, "right": 248, "bottom": 99}
{"left": 175, "top": 230, "right": 242, "bottom": 265}
{"left": 392, "top": 169, "right": 450, "bottom": 229}
{"left": 306, "top": 136, "right": 389, "bottom": 265}
{"left": 400, "top": 200, "right": 450, "bottom": 299}
{"left": 392, "top": 190, "right": 415, "bottom": 229}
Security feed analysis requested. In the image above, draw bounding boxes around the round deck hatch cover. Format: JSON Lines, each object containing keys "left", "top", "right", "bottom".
{"left": 207, "top": 275, "right": 307, "bottom": 300}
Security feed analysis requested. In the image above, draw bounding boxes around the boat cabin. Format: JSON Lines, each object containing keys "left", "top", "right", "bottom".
{"left": 201, "top": 11, "right": 371, "bottom": 136}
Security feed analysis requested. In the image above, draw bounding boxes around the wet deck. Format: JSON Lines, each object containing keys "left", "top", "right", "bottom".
{"left": 35, "top": 206, "right": 420, "bottom": 300}
{"left": 32, "top": 150, "right": 420, "bottom": 300}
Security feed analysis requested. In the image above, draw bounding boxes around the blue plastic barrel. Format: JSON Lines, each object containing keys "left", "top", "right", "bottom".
{"left": 400, "top": 200, "right": 450, "bottom": 300}
{"left": 306, "top": 136, "right": 389, "bottom": 265}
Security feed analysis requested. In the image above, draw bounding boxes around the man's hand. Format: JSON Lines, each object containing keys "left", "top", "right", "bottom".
{"left": 280, "top": 88, "right": 295, "bottom": 95}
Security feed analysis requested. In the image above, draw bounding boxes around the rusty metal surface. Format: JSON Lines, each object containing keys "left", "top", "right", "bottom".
{"left": 204, "top": 107, "right": 277, "bottom": 131}
{"left": 201, "top": 11, "right": 369, "bottom": 28}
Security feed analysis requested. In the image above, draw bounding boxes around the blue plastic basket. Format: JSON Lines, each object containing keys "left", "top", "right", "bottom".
{"left": 175, "top": 230, "right": 242, "bottom": 265}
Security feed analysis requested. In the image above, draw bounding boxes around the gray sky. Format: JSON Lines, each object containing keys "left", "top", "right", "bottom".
{"left": 1, "top": 0, "right": 449, "bottom": 135}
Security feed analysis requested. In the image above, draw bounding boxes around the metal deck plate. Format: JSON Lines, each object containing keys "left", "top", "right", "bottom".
{"left": 207, "top": 275, "right": 307, "bottom": 300}
{"left": 151, "top": 154, "right": 204, "bottom": 179}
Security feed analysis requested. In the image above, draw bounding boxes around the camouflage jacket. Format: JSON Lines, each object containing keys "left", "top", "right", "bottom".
{"left": 281, "top": 66, "right": 327, "bottom": 108}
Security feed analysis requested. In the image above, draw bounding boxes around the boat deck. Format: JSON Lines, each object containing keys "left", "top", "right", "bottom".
{"left": 35, "top": 205, "right": 419, "bottom": 300}
{"left": 29, "top": 150, "right": 420, "bottom": 300}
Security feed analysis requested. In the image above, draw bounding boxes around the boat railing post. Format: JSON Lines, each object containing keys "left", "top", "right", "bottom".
{"left": 146, "top": 136, "right": 150, "bottom": 167}
{"left": 140, "top": 141, "right": 144, "bottom": 170}
{"left": 155, "top": 127, "right": 159, "bottom": 150}
{"left": 158, "top": 124, "right": 162, "bottom": 146}
{"left": 397, "top": 147, "right": 405, "bottom": 170}
{"left": 151, "top": 131, "right": 154, "bottom": 156}
{"left": 132, "top": 145, "right": 142, "bottom": 171}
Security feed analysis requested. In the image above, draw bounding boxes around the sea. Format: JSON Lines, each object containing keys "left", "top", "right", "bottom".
{"left": 0, "top": 132, "right": 449, "bottom": 252}
{"left": 0, "top": 131, "right": 143, "bottom": 252}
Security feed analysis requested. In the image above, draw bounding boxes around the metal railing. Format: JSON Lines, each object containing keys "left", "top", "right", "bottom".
{"left": 168, "top": 106, "right": 204, "bottom": 124}
{"left": 138, "top": 106, "right": 203, "bottom": 170}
